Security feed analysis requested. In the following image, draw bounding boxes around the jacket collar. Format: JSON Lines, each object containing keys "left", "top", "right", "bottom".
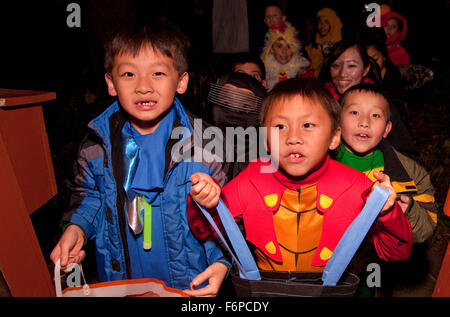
{"left": 246, "top": 155, "right": 334, "bottom": 214}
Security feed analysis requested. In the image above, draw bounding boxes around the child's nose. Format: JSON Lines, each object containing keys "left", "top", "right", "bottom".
{"left": 358, "top": 117, "right": 369, "bottom": 128}
{"left": 135, "top": 78, "right": 153, "bottom": 94}
{"left": 287, "top": 128, "right": 304, "bottom": 145}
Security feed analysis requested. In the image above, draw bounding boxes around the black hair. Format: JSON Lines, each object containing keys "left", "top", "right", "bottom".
{"left": 264, "top": 0, "right": 284, "bottom": 12}
{"left": 358, "top": 27, "right": 388, "bottom": 59}
{"left": 340, "top": 83, "right": 391, "bottom": 120}
{"left": 261, "top": 78, "right": 341, "bottom": 131}
{"left": 230, "top": 52, "right": 266, "bottom": 80}
{"left": 104, "top": 20, "right": 190, "bottom": 75}
{"left": 318, "top": 39, "right": 382, "bottom": 86}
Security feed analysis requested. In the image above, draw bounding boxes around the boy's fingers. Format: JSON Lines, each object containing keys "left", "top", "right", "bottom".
{"left": 190, "top": 173, "right": 200, "bottom": 184}
{"left": 69, "top": 250, "right": 86, "bottom": 265}
{"left": 190, "top": 181, "right": 207, "bottom": 195}
{"left": 190, "top": 173, "right": 210, "bottom": 185}
{"left": 183, "top": 285, "right": 215, "bottom": 297}
{"left": 50, "top": 246, "right": 61, "bottom": 265}
{"left": 59, "top": 242, "right": 71, "bottom": 267}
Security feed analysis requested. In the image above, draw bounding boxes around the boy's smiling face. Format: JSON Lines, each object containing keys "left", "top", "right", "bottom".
{"left": 340, "top": 91, "right": 392, "bottom": 156}
{"left": 272, "top": 38, "right": 293, "bottom": 65}
{"left": 105, "top": 44, "right": 188, "bottom": 134}
{"left": 264, "top": 95, "right": 341, "bottom": 177}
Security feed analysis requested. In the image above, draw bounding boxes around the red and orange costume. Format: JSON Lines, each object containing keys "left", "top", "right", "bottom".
{"left": 188, "top": 156, "right": 412, "bottom": 270}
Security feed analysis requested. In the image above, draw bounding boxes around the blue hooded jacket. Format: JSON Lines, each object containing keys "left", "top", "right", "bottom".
{"left": 66, "top": 98, "right": 230, "bottom": 289}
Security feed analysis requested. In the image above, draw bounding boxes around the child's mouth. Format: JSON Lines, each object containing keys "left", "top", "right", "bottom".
{"left": 355, "top": 133, "right": 370, "bottom": 139}
{"left": 136, "top": 100, "right": 156, "bottom": 109}
{"left": 287, "top": 152, "right": 305, "bottom": 162}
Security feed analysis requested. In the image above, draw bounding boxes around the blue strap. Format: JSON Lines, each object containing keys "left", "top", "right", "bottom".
{"left": 322, "top": 186, "right": 389, "bottom": 286}
{"left": 193, "top": 200, "right": 261, "bottom": 280}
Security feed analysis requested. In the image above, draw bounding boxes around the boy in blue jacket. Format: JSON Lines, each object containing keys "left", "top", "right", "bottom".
{"left": 50, "top": 21, "right": 229, "bottom": 296}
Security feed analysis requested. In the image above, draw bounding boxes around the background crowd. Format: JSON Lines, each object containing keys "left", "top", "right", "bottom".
{"left": 0, "top": 0, "right": 448, "bottom": 297}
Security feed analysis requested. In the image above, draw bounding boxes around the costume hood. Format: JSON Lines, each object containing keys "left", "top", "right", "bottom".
{"left": 315, "top": 8, "right": 342, "bottom": 45}
{"left": 260, "top": 21, "right": 302, "bottom": 63}
{"left": 381, "top": 10, "right": 408, "bottom": 45}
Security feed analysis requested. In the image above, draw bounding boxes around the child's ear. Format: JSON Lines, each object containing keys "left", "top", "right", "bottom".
{"left": 329, "top": 127, "right": 342, "bottom": 150}
{"left": 176, "top": 72, "right": 189, "bottom": 94}
{"left": 262, "top": 79, "right": 268, "bottom": 89}
{"left": 383, "top": 121, "right": 392, "bottom": 138}
{"left": 104, "top": 73, "right": 118, "bottom": 97}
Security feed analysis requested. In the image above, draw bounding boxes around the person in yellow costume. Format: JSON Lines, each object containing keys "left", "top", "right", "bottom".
{"left": 260, "top": 20, "right": 311, "bottom": 91}
{"left": 306, "top": 8, "right": 343, "bottom": 78}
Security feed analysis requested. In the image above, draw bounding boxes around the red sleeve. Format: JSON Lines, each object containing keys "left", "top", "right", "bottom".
{"left": 187, "top": 171, "right": 248, "bottom": 241}
{"left": 186, "top": 177, "right": 224, "bottom": 241}
{"left": 369, "top": 201, "right": 413, "bottom": 261}
{"left": 221, "top": 173, "right": 245, "bottom": 222}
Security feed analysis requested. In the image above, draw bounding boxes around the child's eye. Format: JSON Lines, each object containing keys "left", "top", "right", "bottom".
{"left": 121, "top": 72, "right": 134, "bottom": 77}
{"left": 153, "top": 71, "right": 165, "bottom": 76}
{"left": 372, "top": 113, "right": 382, "bottom": 118}
{"left": 274, "top": 124, "right": 286, "bottom": 130}
{"left": 303, "top": 123, "right": 315, "bottom": 128}
{"left": 350, "top": 110, "right": 358, "bottom": 115}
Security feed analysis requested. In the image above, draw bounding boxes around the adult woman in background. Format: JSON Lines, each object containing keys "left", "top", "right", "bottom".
{"left": 319, "top": 40, "right": 419, "bottom": 161}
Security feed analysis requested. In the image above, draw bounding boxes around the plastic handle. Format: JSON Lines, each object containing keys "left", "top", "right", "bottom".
{"left": 54, "top": 259, "right": 89, "bottom": 297}
{"left": 194, "top": 200, "right": 261, "bottom": 280}
{"left": 322, "top": 186, "right": 389, "bottom": 286}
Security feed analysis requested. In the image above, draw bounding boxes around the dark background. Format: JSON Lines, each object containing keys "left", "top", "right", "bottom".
{"left": 0, "top": 0, "right": 449, "bottom": 295}
{"left": 1, "top": 0, "right": 448, "bottom": 92}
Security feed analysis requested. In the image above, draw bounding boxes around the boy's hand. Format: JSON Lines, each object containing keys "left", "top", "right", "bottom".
{"left": 371, "top": 171, "right": 397, "bottom": 214}
{"left": 397, "top": 194, "right": 410, "bottom": 213}
{"left": 50, "top": 224, "right": 86, "bottom": 272}
{"left": 190, "top": 173, "right": 221, "bottom": 209}
{"left": 182, "top": 262, "right": 229, "bottom": 297}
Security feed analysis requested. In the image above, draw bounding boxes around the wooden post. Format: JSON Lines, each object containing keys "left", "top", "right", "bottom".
{"left": 0, "top": 89, "right": 57, "bottom": 296}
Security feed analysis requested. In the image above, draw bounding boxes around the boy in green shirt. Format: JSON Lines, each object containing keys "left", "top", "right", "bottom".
{"left": 337, "top": 83, "right": 437, "bottom": 244}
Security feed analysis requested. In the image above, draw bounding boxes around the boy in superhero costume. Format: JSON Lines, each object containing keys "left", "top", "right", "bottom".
{"left": 188, "top": 79, "right": 412, "bottom": 273}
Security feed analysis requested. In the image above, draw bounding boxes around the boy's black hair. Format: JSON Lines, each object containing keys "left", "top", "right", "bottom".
{"left": 230, "top": 52, "right": 266, "bottom": 80}
{"left": 264, "top": 0, "right": 284, "bottom": 11}
{"left": 261, "top": 78, "right": 341, "bottom": 131}
{"left": 104, "top": 20, "right": 190, "bottom": 75}
{"left": 340, "top": 83, "right": 391, "bottom": 120}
